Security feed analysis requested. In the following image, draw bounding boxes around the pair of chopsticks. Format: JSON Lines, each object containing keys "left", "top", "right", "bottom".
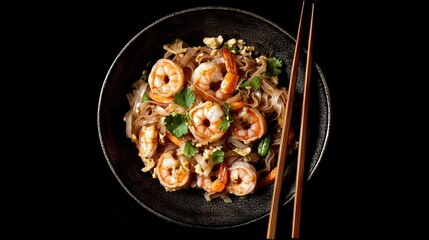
{"left": 266, "top": 1, "right": 315, "bottom": 239}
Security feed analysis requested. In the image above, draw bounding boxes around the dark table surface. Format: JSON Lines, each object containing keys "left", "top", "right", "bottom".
{"left": 78, "top": 0, "right": 414, "bottom": 239}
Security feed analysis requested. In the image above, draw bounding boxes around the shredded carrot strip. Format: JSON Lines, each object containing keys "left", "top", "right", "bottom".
{"left": 165, "top": 131, "right": 183, "bottom": 147}
{"left": 228, "top": 101, "right": 246, "bottom": 110}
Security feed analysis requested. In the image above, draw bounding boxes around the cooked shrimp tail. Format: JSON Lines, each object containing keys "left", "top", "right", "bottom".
{"left": 192, "top": 47, "right": 239, "bottom": 101}
{"left": 218, "top": 48, "right": 239, "bottom": 99}
{"left": 222, "top": 47, "right": 238, "bottom": 74}
{"left": 211, "top": 162, "right": 228, "bottom": 192}
{"left": 197, "top": 162, "right": 228, "bottom": 193}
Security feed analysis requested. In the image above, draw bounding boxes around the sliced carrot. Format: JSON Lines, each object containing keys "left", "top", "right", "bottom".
{"left": 256, "top": 166, "right": 277, "bottom": 189}
{"left": 165, "top": 131, "right": 184, "bottom": 147}
{"left": 227, "top": 101, "right": 246, "bottom": 110}
{"left": 264, "top": 166, "right": 277, "bottom": 183}
{"left": 256, "top": 128, "right": 294, "bottom": 190}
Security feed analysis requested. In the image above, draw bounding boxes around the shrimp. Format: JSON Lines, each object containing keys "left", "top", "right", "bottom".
{"left": 227, "top": 161, "right": 257, "bottom": 196}
{"left": 148, "top": 58, "right": 184, "bottom": 99}
{"left": 230, "top": 106, "right": 267, "bottom": 142}
{"left": 138, "top": 125, "right": 158, "bottom": 159}
{"left": 192, "top": 48, "right": 239, "bottom": 100}
{"left": 156, "top": 150, "right": 191, "bottom": 191}
{"left": 188, "top": 101, "right": 226, "bottom": 143}
{"left": 197, "top": 162, "right": 228, "bottom": 193}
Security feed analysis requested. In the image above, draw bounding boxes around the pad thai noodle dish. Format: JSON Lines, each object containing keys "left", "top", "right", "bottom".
{"left": 124, "top": 36, "right": 298, "bottom": 202}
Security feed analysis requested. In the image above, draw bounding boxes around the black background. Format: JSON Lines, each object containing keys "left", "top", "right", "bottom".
{"left": 5, "top": 0, "right": 422, "bottom": 236}
{"left": 32, "top": 0, "right": 418, "bottom": 239}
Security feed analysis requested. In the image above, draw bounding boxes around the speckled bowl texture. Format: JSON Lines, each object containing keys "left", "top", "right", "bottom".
{"left": 98, "top": 6, "right": 331, "bottom": 229}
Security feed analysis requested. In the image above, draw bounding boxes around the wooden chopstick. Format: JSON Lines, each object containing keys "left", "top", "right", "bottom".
{"left": 266, "top": 1, "right": 306, "bottom": 239}
{"left": 291, "top": 2, "right": 315, "bottom": 239}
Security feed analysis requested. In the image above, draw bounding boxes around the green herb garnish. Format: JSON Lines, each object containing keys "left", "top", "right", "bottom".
{"left": 239, "top": 76, "right": 261, "bottom": 90}
{"left": 164, "top": 112, "right": 188, "bottom": 138}
{"left": 174, "top": 88, "right": 195, "bottom": 107}
{"left": 219, "top": 103, "right": 233, "bottom": 131}
{"left": 184, "top": 141, "right": 198, "bottom": 158}
{"left": 211, "top": 149, "right": 225, "bottom": 164}
{"left": 141, "top": 92, "right": 150, "bottom": 102}
{"left": 266, "top": 57, "right": 283, "bottom": 77}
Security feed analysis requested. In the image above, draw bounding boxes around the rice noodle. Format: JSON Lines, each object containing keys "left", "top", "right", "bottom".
{"left": 123, "top": 36, "right": 297, "bottom": 202}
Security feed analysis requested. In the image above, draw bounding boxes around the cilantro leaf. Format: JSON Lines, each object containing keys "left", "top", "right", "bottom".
{"left": 218, "top": 103, "right": 233, "bottom": 131}
{"left": 211, "top": 149, "right": 224, "bottom": 164}
{"left": 266, "top": 57, "right": 283, "bottom": 77}
{"left": 239, "top": 76, "right": 261, "bottom": 90}
{"left": 185, "top": 112, "right": 193, "bottom": 126}
{"left": 174, "top": 88, "right": 195, "bottom": 107}
{"left": 184, "top": 141, "right": 198, "bottom": 158}
{"left": 141, "top": 92, "right": 150, "bottom": 102}
{"left": 223, "top": 103, "right": 233, "bottom": 119}
{"left": 164, "top": 112, "right": 188, "bottom": 138}
{"left": 219, "top": 118, "right": 231, "bottom": 131}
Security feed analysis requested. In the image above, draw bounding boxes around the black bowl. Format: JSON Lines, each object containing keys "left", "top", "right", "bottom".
{"left": 97, "top": 6, "right": 331, "bottom": 229}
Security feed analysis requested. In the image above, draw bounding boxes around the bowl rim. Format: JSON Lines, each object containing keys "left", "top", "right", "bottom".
{"left": 97, "top": 5, "right": 332, "bottom": 229}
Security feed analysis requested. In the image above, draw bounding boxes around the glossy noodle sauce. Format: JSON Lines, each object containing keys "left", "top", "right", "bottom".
{"left": 124, "top": 36, "right": 297, "bottom": 202}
